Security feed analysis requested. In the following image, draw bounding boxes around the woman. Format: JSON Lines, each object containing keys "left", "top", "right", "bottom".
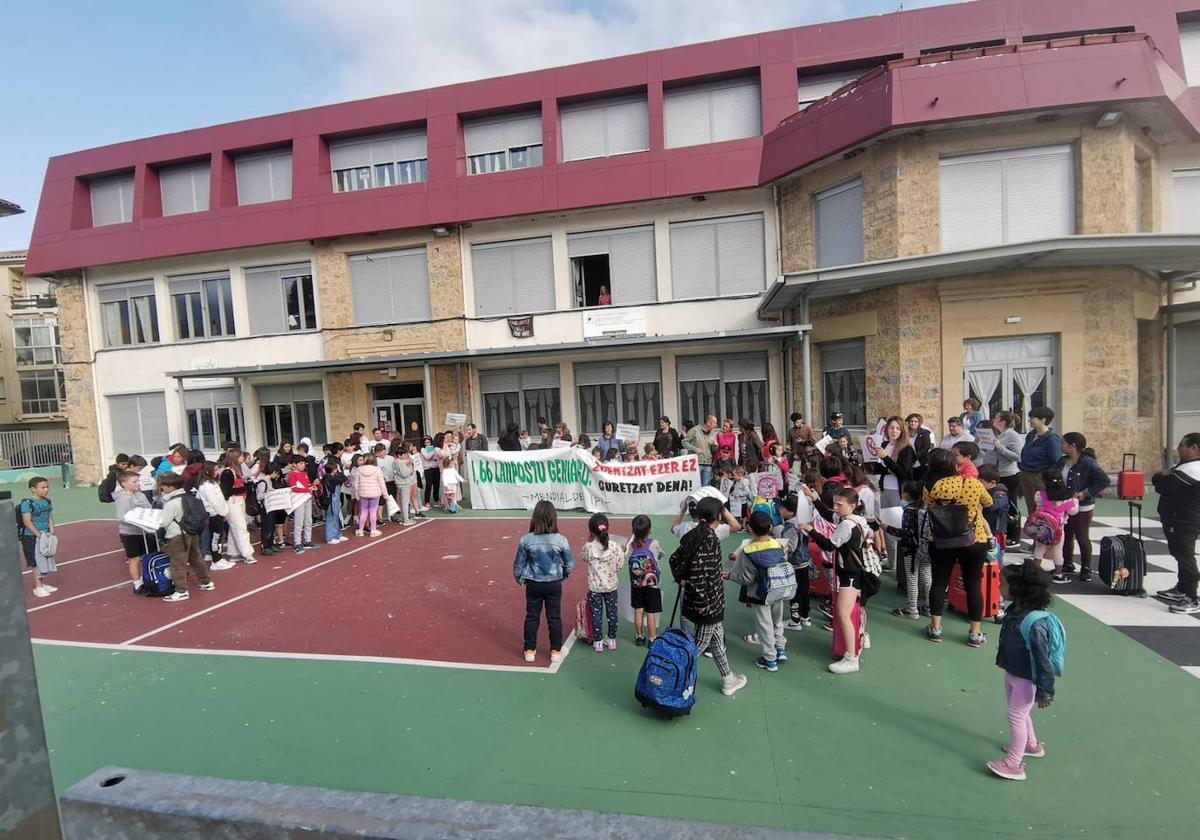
{"left": 421, "top": 435, "right": 441, "bottom": 509}
{"left": 923, "top": 448, "right": 992, "bottom": 647}
{"left": 597, "top": 421, "right": 623, "bottom": 462}
{"left": 760, "top": 422, "right": 780, "bottom": 464}
{"left": 716, "top": 418, "right": 738, "bottom": 463}
{"left": 553, "top": 422, "right": 572, "bottom": 444}
{"left": 513, "top": 500, "right": 575, "bottom": 663}
{"left": 273, "top": 440, "right": 294, "bottom": 473}
{"left": 653, "top": 416, "right": 682, "bottom": 458}
{"left": 738, "top": 419, "right": 764, "bottom": 473}
{"left": 498, "top": 422, "right": 521, "bottom": 452}
{"left": 873, "top": 417, "right": 914, "bottom": 575}
{"left": 1061, "top": 432, "right": 1110, "bottom": 582}
{"left": 960, "top": 397, "right": 986, "bottom": 435}
{"left": 905, "top": 414, "right": 933, "bottom": 481}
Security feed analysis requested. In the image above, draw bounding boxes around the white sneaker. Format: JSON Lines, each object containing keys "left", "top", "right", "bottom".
{"left": 369, "top": 530, "right": 382, "bottom": 537}
{"left": 163, "top": 591, "right": 189, "bottom": 602}
{"left": 242, "top": 555, "right": 257, "bottom": 565}
{"left": 523, "top": 649, "right": 536, "bottom": 662}
{"left": 549, "top": 649, "right": 564, "bottom": 663}
{"left": 42, "top": 583, "right": 58, "bottom": 593}
{"left": 721, "top": 674, "right": 749, "bottom": 696}
{"left": 860, "top": 632, "right": 872, "bottom": 650}
{"left": 198, "top": 581, "right": 216, "bottom": 591}
{"left": 210, "top": 559, "right": 236, "bottom": 571}
{"left": 32, "top": 586, "right": 51, "bottom": 598}
{"left": 355, "top": 529, "right": 365, "bottom": 537}
{"left": 828, "top": 655, "right": 860, "bottom": 674}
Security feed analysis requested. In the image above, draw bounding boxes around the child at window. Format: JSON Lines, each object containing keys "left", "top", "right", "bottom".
{"left": 597, "top": 285, "right": 612, "bottom": 306}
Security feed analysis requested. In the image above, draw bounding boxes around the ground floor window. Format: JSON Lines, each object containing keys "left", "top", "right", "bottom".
{"left": 184, "top": 387, "right": 245, "bottom": 450}
{"left": 819, "top": 340, "right": 866, "bottom": 427}
{"left": 963, "top": 335, "right": 1056, "bottom": 430}
{"left": 108, "top": 391, "right": 169, "bottom": 457}
{"left": 256, "top": 382, "right": 326, "bottom": 447}
{"left": 574, "top": 359, "right": 660, "bottom": 436}
{"left": 1176, "top": 321, "right": 1200, "bottom": 413}
{"left": 479, "top": 367, "right": 561, "bottom": 437}
{"left": 677, "top": 353, "right": 769, "bottom": 428}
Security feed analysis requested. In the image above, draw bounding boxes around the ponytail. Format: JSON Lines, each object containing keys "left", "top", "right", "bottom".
{"left": 588, "top": 513, "right": 610, "bottom": 549}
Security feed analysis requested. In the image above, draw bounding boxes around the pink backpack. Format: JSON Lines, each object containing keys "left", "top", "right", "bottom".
{"left": 1023, "top": 495, "right": 1072, "bottom": 546}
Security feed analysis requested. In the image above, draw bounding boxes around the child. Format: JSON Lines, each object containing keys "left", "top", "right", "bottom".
{"left": 729, "top": 510, "right": 797, "bottom": 672}
{"left": 581, "top": 513, "right": 626, "bottom": 652}
{"left": 218, "top": 449, "right": 256, "bottom": 564}
{"left": 513, "top": 500, "right": 575, "bottom": 663}
{"left": 196, "top": 462, "right": 234, "bottom": 569}
{"left": 322, "top": 457, "right": 349, "bottom": 544}
{"left": 729, "top": 466, "right": 753, "bottom": 523}
{"left": 979, "top": 464, "right": 1009, "bottom": 545}
{"left": 764, "top": 442, "right": 790, "bottom": 490}
{"left": 717, "top": 468, "right": 734, "bottom": 501}
{"left": 288, "top": 454, "right": 318, "bottom": 552}
{"left": 375, "top": 443, "right": 396, "bottom": 528}
{"left": 115, "top": 469, "right": 155, "bottom": 591}
{"left": 353, "top": 454, "right": 386, "bottom": 537}
{"left": 394, "top": 448, "right": 418, "bottom": 524}
{"left": 713, "top": 444, "right": 737, "bottom": 476}
{"left": 623, "top": 441, "right": 640, "bottom": 462}
{"left": 642, "top": 442, "right": 659, "bottom": 460}
{"left": 775, "top": 494, "right": 813, "bottom": 629}
{"left": 953, "top": 441, "right": 981, "bottom": 479}
{"left": 625, "top": 514, "right": 664, "bottom": 645}
{"left": 157, "top": 472, "right": 214, "bottom": 603}
{"left": 597, "top": 285, "right": 612, "bottom": 305}
{"left": 1031, "top": 472, "right": 1079, "bottom": 582}
{"left": 1152, "top": 433, "right": 1200, "bottom": 613}
{"left": 669, "top": 496, "right": 748, "bottom": 696}
{"left": 988, "top": 560, "right": 1061, "bottom": 781}
{"left": 19, "top": 476, "right": 57, "bottom": 598}
{"left": 407, "top": 443, "right": 427, "bottom": 518}
{"left": 441, "top": 455, "right": 463, "bottom": 513}
{"left": 885, "top": 481, "right": 932, "bottom": 620}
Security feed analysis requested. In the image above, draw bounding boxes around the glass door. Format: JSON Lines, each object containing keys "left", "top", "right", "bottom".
{"left": 372, "top": 404, "right": 395, "bottom": 435}
{"left": 964, "top": 336, "right": 1056, "bottom": 431}
{"left": 398, "top": 400, "right": 425, "bottom": 444}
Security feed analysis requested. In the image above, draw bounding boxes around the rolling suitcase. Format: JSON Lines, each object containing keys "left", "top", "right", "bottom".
{"left": 1099, "top": 501, "right": 1147, "bottom": 597}
{"left": 635, "top": 590, "right": 698, "bottom": 717}
{"left": 1117, "top": 453, "right": 1145, "bottom": 500}
{"left": 948, "top": 558, "right": 1001, "bottom": 618}
{"left": 832, "top": 599, "right": 862, "bottom": 660}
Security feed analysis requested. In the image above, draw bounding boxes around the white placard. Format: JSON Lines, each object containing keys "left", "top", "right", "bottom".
{"left": 123, "top": 508, "right": 163, "bottom": 534}
{"left": 582, "top": 307, "right": 647, "bottom": 339}
{"left": 879, "top": 506, "right": 904, "bottom": 530}
{"left": 445, "top": 412, "right": 467, "bottom": 427}
{"left": 138, "top": 473, "right": 157, "bottom": 492}
{"left": 815, "top": 434, "right": 834, "bottom": 453}
{"left": 551, "top": 439, "right": 572, "bottom": 449}
{"left": 264, "top": 487, "right": 312, "bottom": 514}
{"left": 615, "top": 423, "right": 640, "bottom": 441}
{"left": 975, "top": 427, "right": 996, "bottom": 449}
{"left": 862, "top": 434, "right": 885, "bottom": 463}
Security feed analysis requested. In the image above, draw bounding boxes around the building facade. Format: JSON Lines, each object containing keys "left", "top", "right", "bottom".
{"left": 24, "top": 0, "right": 1200, "bottom": 481}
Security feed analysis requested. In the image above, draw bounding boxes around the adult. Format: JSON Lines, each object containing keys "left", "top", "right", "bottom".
{"left": 653, "top": 416, "right": 682, "bottom": 458}
{"left": 786, "top": 412, "right": 815, "bottom": 461}
{"left": 760, "top": 422, "right": 780, "bottom": 464}
{"left": 597, "top": 421, "right": 623, "bottom": 462}
{"left": 960, "top": 397, "right": 986, "bottom": 435}
{"left": 1061, "top": 432, "right": 1110, "bottom": 582}
{"left": 684, "top": 415, "right": 718, "bottom": 487}
{"left": 153, "top": 444, "right": 188, "bottom": 477}
{"left": 905, "top": 413, "right": 933, "bottom": 481}
{"left": 463, "top": 423, "right": 488, "bottom": 452}
{"left": 716, "top": 418, "right": 738, "bottom": 463}
{"left": 498, "top": 423, "right": 521, "bottom": 451}
{"left": 367, "top": 427, "right": 389, "bottom": 453}
{"left": 985, "top": 411, "right": 1024, "bottom": 545}
{"left": 938, "top": 416, "right": 974, "bottom": 451}
{"left": 1017, "top": 406, "right": 1064, "bottom": 520}
{"left": 553, "top": 422, "right": 572, "bottom": 445}
{"left": 873, "top": 416, "right": 914, "bottom": 575}
{"left": 535, "top": 417, "right": 550, "bottom": 446}
{"left": 824, "top": 412, "right": 849, "bottom": 443}
{"left": 923, "top": 448, "right": 992, "bottom": 647}
{"left": 738, "top": 419, "right": 764, "bottom": 473}
{"left": 1152, "top": 433, "right": 1200, "bottom": 614}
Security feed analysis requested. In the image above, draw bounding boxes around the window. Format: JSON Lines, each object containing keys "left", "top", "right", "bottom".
{"left": 159, "top": 160, "right": 210, "bottom": 216}
{"left": 169, "top": 273, "right": 234, "bottom": 339}
{"left": 815, "top": 178, "right": 864, "bottom": 267}
{"left": 108, "top": 392, "right": 169, "bottom": 457}
{"left": 567, "top": 225, "right": 656, "bottom": 307}
{"left": 257, "top": 383, "right": 326, "bottom": 448}
{"left": 349, "top": 247, "right": 431, "bottom": 326}
{"left": 244, "top": 262, "right": 317, "bottom": 334}
{"left": 470, "top": 237, "right": 554, "bottom": 317}
{"left": 663, "top": 76, "right": 760, "bottom": 148}
{"left": 479, "top": 367, "right": 561, "bottom": 438}
{"left": 19, "top": 370, "right": 65, "bottom": 415}
{"left": 98, "top": 282, "right": 159, "bottom": 347}
{"left": 920, "top": 39, "right": 1005, "bottom": 55}
{"left": 1022, "top": 26, "right": 1133, "bottom": 43}
{"left": 1176, "top": 320, "right": 1200, "bottom": 412}
{"left": 13, "top": 318, "right": 61, "bottom": 366}
{"left": 560, "top": 94, "right": 650, "bottom": 161}
{"left": 939, "top": 144, "right": 1075, "bottom": 250}
{"left": 464, "top": 110, "right": 543, "bottom": 175}
{"left": 184, "top": 387, "right": 244, "bottom": 450}
{"left": 89, "top": 172, "right": 134, "bottom": 226}
{"left": 669, "top": 213, "right": 765, "bottom": 300}
{"left": 1171, "top": 169, "right": 1200, "bottom": 232}
{"left": 1182, "top": 21, "right": 1200, "bottom": 84}
{"left": 820, "top": 340, "right": 866, "bottom": 428}
{"left": 0, "top": 378, "right": 6, "bottom": 403}
{"left": 234, "top": 148, "right": 292, "bottom": 205}
{"left": 574, "top": 359, "right": 661, "bottom": 435}
{"left": 797, "top": 71, "right": 860, "bottom": 110}
{"left": 677, "top": 354, "right": 769, "bottom": 430}
{"left": 330, "top": 128, "right": 428, "bottom": 192}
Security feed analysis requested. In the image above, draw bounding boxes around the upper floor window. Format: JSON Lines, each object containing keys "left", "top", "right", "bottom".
{"left": 169, "top": 272, "right": 235, "bottom": 339}
{"left": 1182, "top": 22, "right": 1200, "bottom": 84}
{"left": 19, "top": 370, "right": 66, "bottom": 416}
{"left": 567, "top": 225, "right": 656, "bottom": 307}
{"left": 234, "top": 149, "right": 292, "bottom": 205}
{"left": 1171, "top": 169, "right": 1200, "bottom": 232}
{"left": 939, "top": 144, "right": 1075, "bottom": 251}
{"left": 349, "top": 247, "right": 431, "bottom": 326}
{"left": 89, "top": 173, "right": 134, "bottom": 226}
{"left": 471, "top": 237, "right": 554, "bottom": 317}
{"left": 330, "top": 128, "right": 428, "bottom": 192}
{"left": 815, "top": 178, "right": 864, "bottom": 268}
{"left": 669, "top": 212, "right": 765, "bottom": 300}
{"left": 663, "top": 76, "right": 760, "bottom": 149}
{"left": 244, "top": 262, "right": 316, "bottom": 335}
{"left": 464, "top": 110, "right": 543, "bottom": 175}
{"left": 158, "top": 160, "right": 211, "bottom": 216}
{"left": 13, "top": 318, "right": 61, "bottom": 366}
{"left": 797, "top": 71, "right": 860, "bottom": 110}
{"left": 98, "top": 281, "right": 159, "bottom": 348}
{"left": 560, "top": 94, "right": 650, "bottom": 161}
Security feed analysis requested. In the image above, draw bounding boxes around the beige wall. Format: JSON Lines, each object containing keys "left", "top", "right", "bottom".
{"left": 55, "top": 274, "right": 105, "bottom": 482}
{"left": 0, "top": 261, "right": 69, "bottom": 432}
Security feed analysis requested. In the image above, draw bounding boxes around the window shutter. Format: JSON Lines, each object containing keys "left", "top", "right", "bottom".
{"left": 716, "top": 214, "right": 766, "bottom": 295}
{"left": 819, "top": 340, "right": 866, "bottom": 372}
{"left": 109, "top": 395, "right": 142, "bottom": 457}
{"left": 471, "top": 243, "right": 515, "bottom": 318}
{"left": 244, "top": 267, "right": 286, "bottom": 335}
{"left": 1172, "top": 170, "right": 1200, "bottom": 232}
{"left": 257, "top": 384, "right": 292, "bottom": 404}
{"left": 479, "top": 370, "right": 521, "bottom": 393}
{"left": 797, "top": 71, "right": 859, "bottom": 108}
{"left": 560, "top": 103, "right": 607, "bottom": 161}
{"left": 291, "top": 382, "right": 323, "bottom": 401}
{"left": 464, "top": 111, "right": 541, "bottom": 157}
{"left": 90, "top": 174, "right": 133, "bottom": 226}
{"left": 617, "top": 359, "right": 660, "bottom": 384}
{"left": 608, "top": 225, "right": 656, "bottom": 304}
{"left": 391, "top": 248, "right": 431, "bottom": 322}
{"left": 709, "top": 79, "right": 761, "bottom": 142}
{"left": 236, "top": 150, "right": 291, "bottom": 205}
{"left": 669, "top": 221, "right": 718, "bottom": 299}
{"left": 815, "top": 178, "right": 864, "bottom": 268}
{"left": 676, "top": 356, "right": 721, "bottom": 381}
{"left": 604, "top": 96, "right": 650, "bottom": 156}
{"left": 168, "top": 275, "right": 203, "bottom": 295}
{"left": 112, "top": 392, "right": 170, "bottom": 456}
{"left": 512, "top": 238, "right": 555, "bottom": 313}
{"left": 1004, "top": 147, "right": 1074, "bottom": 242}
{"left": 519, "top": 366, "right": 560, "bottom": 390}
{"left": 574, "top": 362, "right": 618, "bottom": 387}
{"left": 663, "top": 85, "right": 713, "bottom": 149}
{"left": 722, "top": 353, "right": 767, "bottom": 382}
{"left": 184, "top": 387, "right": 238, "bottom": 410}
{"left": 269, "top": 152, "right": 292, "bottom": 200}
{"left": 330, "top": 138, "right": 373, "bottom": 170}
{"left": 349, "top": 253, "right": 394, "bottom": 326}
{"left": 1180, "top": 22, "right": 1200, "bottom": 83}
{"left": 159, "top": 161, "right": 210, "bottom": 216}
{"left": 940, "top": 156, "right": 1003, "bottom": 250}
{"left": 331, "top": 129, "right": 427, "bottom": 170}
{"left": 567, "top": 230, "right": 611, "bottom": 258}
{"left": 1176, "top": 321, "right": 1200, "bottom": 411}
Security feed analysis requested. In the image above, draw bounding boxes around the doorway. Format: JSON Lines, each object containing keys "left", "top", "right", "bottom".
{"left": 371, "top": 383, "right": 425, "bottom": 444}
{"left": 963, "top": 335, "right": 1057, "bottom": 431}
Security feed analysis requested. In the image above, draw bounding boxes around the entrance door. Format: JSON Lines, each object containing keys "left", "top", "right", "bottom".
{"left": 370, "top": 383, "right": 426, "bottom": 445}
{"left": 963, "top": 335, "right": 1056, "bottom": 430}
{"left": 397, "top": 399, "right": 425, "bottom": 443}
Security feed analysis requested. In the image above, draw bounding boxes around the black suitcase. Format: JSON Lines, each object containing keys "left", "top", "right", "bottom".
{"left": 1098, "top": 502, "right": 1147, "bottom": 597}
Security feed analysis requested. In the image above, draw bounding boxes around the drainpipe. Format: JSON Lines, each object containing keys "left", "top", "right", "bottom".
{"left": 783, "top": 313, "right": 795, "bottom": 417}
{"left": 1166, "top": 277, "right": 1176, "bottom": 469}
{"left": 800, "top": 293, "right": 813, "bottom": 424}
{"left": 422, "top": 363, "right": 433, "bottom": 434}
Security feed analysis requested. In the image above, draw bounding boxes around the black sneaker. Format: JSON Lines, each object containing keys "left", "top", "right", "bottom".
{"left": 1051, "top": 573, "right": 1069, "bottom": 584}
{"left": 1169, "top": 598, "right": 1200, "bottom": 615}
{"left": 1077, "top": 569, "right": 1093, "bottom": 583}
{"left": 634, "top": 635, "right": 646, "bottom": 647}
{"left": 817, "top": 602, "right": 834, "bottom": 619}
{"left": 1157, "top": 587, "right": 1188, "bottom": 603}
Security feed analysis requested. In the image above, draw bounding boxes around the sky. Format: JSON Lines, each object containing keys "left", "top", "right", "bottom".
{"left": 0, "top": 0, "right": 959, "bottom": 251}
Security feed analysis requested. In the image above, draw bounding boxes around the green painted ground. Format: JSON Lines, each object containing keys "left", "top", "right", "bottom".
{"left": 21, "top": 484, "right": 1200, "bottom": 839}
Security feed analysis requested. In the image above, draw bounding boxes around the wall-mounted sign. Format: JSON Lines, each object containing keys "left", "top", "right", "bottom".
{"left": 508, "top": 316, "right": 534, "bottom": 338}
{"left": 582, "top": 307, "right": 646, "bottom": 340}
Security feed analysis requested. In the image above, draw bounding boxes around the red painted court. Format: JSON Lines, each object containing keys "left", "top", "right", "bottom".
{"left": 24, "top": 517, "right": 623, "bottom": 670}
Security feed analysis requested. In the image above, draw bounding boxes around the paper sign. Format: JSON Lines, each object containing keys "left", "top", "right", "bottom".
{"left": 445, "top": 412, "right": 467, "bottom": 426}
{"left": 975, "top": 427, "right": 996, "bottom": 448}
{"left": 879, "top": 506, "right": 904, "bottom": 530}
{"left": 123, "top": 508, "right": 163, "bottom": 534}
{"left": 862, "top": 434, "right": 884, "bottom": 463}
{"left": 138, "top": 473, "right": 156, "bottom": 492}
{"left": 815, "top": 434, "right": 834, "bottom": 453}
{"left": 551, "top": 439, "right": 572, "bottom": 449}
{"left": 615, "top": 423, "right": 640, "bottom": 441}
{"left": 264, "top": 488, "right": 311, "bottom": 514}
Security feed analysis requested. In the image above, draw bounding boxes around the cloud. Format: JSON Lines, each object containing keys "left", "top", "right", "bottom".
{"left": 274, "top": 0, "right": 940, "bottom": 100}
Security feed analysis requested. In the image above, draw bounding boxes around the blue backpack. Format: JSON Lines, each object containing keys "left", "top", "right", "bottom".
{"left": 1019, "top": 609, "right": 1066, "bottom": 678}
{"left": 635, "top": 591, "right": 697, "bottom": 717}
{"left": 140, "top": 551, "right": 174, "bottom": 597}
{"left": 628, "top": 540, "right": 660, "bottom": 588}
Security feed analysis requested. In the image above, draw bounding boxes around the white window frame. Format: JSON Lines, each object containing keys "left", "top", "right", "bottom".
{"left": 258, "top": 384, "right": 327, "bottom": 448}
{"left": 464, "top": 111, "right": 544, "bottom": 176}
{"left": 330, "top": 129, "right": 428, "bottom": 192}
{"left": 184, "top": 388, "right": 245, "bottom": 451}
{"left": 98, "top": 282, "right": 160, "bottom": 348}
{"left": 12, "top": 317, "right": 61, "bottom": 366}
{"left": 169, "top": 273, "right": 235, "bottom": 340}
{"left": 663, "top": 75, "right": 761, "bottom": 149}
{"left": 1180, "top": 21, "right": 1200, "bottom": 84}
{"left": 560, "top": 93, "right": 650, "bottom": 161}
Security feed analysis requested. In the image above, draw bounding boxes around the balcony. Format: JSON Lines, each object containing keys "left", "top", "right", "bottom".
{"left": 11, "top": 294, "right": 57, "bottom": 311}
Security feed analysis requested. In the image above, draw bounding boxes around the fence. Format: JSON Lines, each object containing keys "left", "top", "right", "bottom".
{"left": 0, "top": 429, "right": 72, "bottom": 470}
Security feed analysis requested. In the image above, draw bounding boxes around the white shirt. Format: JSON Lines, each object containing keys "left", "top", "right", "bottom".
{"left": 671, "top": 521, "right": 731, "bottom": 541}
{"left": 939, "top": 431, "right": 975, "bottom": 450}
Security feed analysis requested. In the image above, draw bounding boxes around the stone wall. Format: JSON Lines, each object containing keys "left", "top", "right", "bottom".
{"left": 55, "top": 275, "right": 105, "bottom": 484}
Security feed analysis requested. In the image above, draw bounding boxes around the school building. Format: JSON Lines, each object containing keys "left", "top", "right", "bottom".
{"left": 23, "top": 0, "right": 1200, "bottom": 482}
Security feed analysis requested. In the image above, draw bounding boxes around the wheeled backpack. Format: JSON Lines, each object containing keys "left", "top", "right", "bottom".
{"left": 635, "top": 590, "right": 698, "bottom": 717}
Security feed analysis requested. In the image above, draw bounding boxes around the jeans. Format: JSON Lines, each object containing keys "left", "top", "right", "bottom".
{"left": 1166, "top": 522, "right": 1200, "bottom": 599}
{"left": 1063, "top": 509, "right": 1094, "bottom": 573}
{"left": 588, "top": 590, "right": 618, "bottom": 641}
{"left": 423, "top": 468, "right": 440, "bottom": 506}
{"left": 699, "top": 465, "right": 713, "bottom": 488}
{"left": 325, "top": 493, "right": 342, "bottom": 542}
{"left": 929, "top": 541, "right": 987, "bottom": 621}
{"left": 524, "top": 579, "right": 563, "bottom": 651}
{"left": 1003, "top": 672, "right": 1039, "bottom": 765}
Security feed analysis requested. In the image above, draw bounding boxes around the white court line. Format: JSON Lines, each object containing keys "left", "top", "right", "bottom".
{"left": 120, "top": 520, "right": 435, "bottom": 646}
{"left": 26, "top": 580, "right": 131, "bottom": 612}
{"left": 22, "top": 546, "right": 125, "bottom": 576}
{"left": 31, "top": 631, "right": 578, "bottom": 675}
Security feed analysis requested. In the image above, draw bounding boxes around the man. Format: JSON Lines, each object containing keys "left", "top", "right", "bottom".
{"left": 1153, "top": 434, "right": 1200, "bottom": 614}
{"left": 938, "top": 417, "right": 974, "bottom": 451}
{"left": 361, "top": 427, "right": 387, "bottom": 453}
{"left": 1016, "top": 406, "right": 1064, "bottom": 518}
{"left": 463, "top": 423, "right": 488, "bottom": 452}
{"left": 684, "top": 414, "right": 718, "bottom": 487}
{"left": 786, "top": 412, "right": 815, "bottom": 460}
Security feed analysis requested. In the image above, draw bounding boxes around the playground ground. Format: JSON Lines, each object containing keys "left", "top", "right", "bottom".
{"left": 13, "top": 482, "right": 1200, "bottom": 840}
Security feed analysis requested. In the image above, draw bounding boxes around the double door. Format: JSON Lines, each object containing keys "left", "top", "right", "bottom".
{"left": 963, "top": 335, "right": 1056, "bottom": 431}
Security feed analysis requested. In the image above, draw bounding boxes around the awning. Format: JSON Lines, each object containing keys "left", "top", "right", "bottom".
{"left": 758, "top": 234, "right": 1200, "bottom": 315}
{"left": 167, "top": 324, "right": 810, "bottom": 381}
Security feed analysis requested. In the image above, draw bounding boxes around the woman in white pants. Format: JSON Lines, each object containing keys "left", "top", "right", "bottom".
{"left": 219, "top": 449, "right": 256, "bottom": 564}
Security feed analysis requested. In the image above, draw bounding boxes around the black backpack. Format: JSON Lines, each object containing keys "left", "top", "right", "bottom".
{"left": 179, "top": 492, "right": 209, "bottom": 535}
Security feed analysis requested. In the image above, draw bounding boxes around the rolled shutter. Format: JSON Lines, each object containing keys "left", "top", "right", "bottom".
{"left": 574, "top": 363, "right": 617, "bottom": 387}
{"left": 291, "top": 382, "right": 323, "bottom": 401}
{"left": 608, "top": 226, "right": 656, "bottom": 305}
{"left": 1176, "top": 321, "right": 1200, "bottom": 411}
{"left": 940, "top": 156, "right": 1003, "bottom": 250}
{"left": 479, "top": 370, "right": 521, "bottom": 394}
{"left": 235, "top": 155, "right": 272, "bottom": 205}
{"left": 108, "top": 395, "right": 142, "bottom": 457}
{"left": 722, "top": 354, "right": 767, "bottom": 382}
{"left": 90, "top": 174, "right": 133, "bottom": 226}
{"left": 269, "top": 152, "right": 292, "bottom": 201}
{"left": 471, "top": 243, "right": 515, "bottom": 318}
{"left": 465, "top": 111, "right": 541, "bottom": 157}
{"left": 567, "top": 231, "right": 610, "bottom": 258}
{"left": 329, "top": 138, "right": 373, "bottom": 170}
{"left": 159, "top": 162, "right": 210, "bottom": 216}
{"left": 663, "top": 85, "right": 712, "bottom": 148}
{"left": 257, "top": 384, "right": 292, "bottom": 404}
{"left": 1003, "top": 147, "right": 1074, "bottom": 242}
{"left": 669, "top": 221, "right": 718, "bottom": 299}
{"left": 349, "top": 253, "right": 394, "bottom": 326}
{"left": 331, "top": 129, "right": 427, "bottom": 170}
{"left": 512, "top": 238, "right": 555, "bottom": 313}
{"left": 1171, "top": 170, "right": 1200, "bottom": 232}
{"left": 560, "top": 103, "right": 607, "bottom": 161}
{"left": 715, "top": 214, "right": 765, "bottom": 295}
{"left": 819, "top": 340, "right": 865, "bottom": 372}
{"left": 617, "top": 359, "right": 660, "bottom": 384}
{"left": 709, "top": 78, "right": 761, "bottom": 142}
{"left": 604, "top": 96, "right": 650, "bottom": 156}
{"left": 244, "top": 267, "right": 286, "bottom": 335}
{"left": 815, "top": 178, "right": 864, "bottom": 268}
{"left": 168, "top": 275, "right": 203, "bottom": 295}
{"left": 1180, "top": 22, "right": 1200, "bottom": 83}
{"left": 391, "top": 248, "right": 431, "bottom": 322}
{"left": 184, "top": 387, "right": 238, "bottom": 410}
{"left": 137, "top": 393, "right": 170, "bottom": 454}
{"left": 520, "top": 367, "right": 560, "bottom": 390}
{"left": 676, "top": 356, "right": 721, "bottom": 381}
{"left": 797, "top": 71, "right": 859, "bottom": 107}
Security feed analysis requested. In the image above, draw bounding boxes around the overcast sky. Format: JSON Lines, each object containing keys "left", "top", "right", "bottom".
{"left": 0, "top": 0, "right": 958, "bottom": 251}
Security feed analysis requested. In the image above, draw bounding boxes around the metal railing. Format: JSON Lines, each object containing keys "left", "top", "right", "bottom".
{"left": 0, "top": 429, "right": 71, "bottom": 470}
{"left": 10, "top": 294, "right": 57, "bottom": 310}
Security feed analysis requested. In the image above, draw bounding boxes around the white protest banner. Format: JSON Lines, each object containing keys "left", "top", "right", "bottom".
{"left": 975, "top": 426, "right": 995, "bottom": 449}
{"left": 466, "top": 448, "right": 699, "bottom": 515}
{"left": 862, "top": 434, "right": 885, "bottom": 463}
{"left": 123, "top": 508, "right": 163, "bottom": 534}
{"left": 445, "top": 412, "right": 467, "bottom": 426}
{"left": 615, "top": 423, "right": 640, "bottom": 442}
{"left": 265, "top": 488, "right": 311, "bottom": 514}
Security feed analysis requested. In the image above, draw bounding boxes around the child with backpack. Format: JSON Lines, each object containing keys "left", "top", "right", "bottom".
{"left": 321, "top": 457, "right": 349, "bottom": 544}
{"left": 115, "top": 469, "right": 156, "bottom": 591}
{"left": 1028, "top": 472, "right": 1079, "bottom": 583}
{"left": 729, "top": 465, "right": 753, "bottom": 523}
{"left": 775, "top": 494, "right": 813, "bottom": 630}
{"left": 581, "top": 513, "right": 626, "bottom": 652}
{"left": 157, "top": 472, "right": 214, "bottom": 603}
{"left": 625, "top": 514, "right": 664, "bottom": 646}
{"left": 729, "top": 510, "right": 797, "bottom": 672}
{"left": 19, "top": 476, "right": 57, "bottom": 598}
{"left": 988, "top": 559, "right": 1064, "bottom": 782}
{"left": 195, "top": 462, "right": 233, "bottom": 570}
{"left": 885, "top": 481, "right": 932, "bottom": 620}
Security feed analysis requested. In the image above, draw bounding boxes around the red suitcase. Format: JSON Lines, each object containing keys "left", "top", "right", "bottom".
{"left": 832, "top": 600, "right": 862, "bottom": 660}
{"left": 807, "top": 514, "right": 837, "bottom": 599}
{"left": 948, "top": 560, "right": 1001, "bottom": 618}
{"left": 1117, "top": 453, "right": 1144, "bottom": 500}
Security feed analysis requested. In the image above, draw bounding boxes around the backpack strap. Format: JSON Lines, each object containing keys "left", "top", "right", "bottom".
{"left": 1019, "top": 610, "right": 1049, "bottom": 677}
